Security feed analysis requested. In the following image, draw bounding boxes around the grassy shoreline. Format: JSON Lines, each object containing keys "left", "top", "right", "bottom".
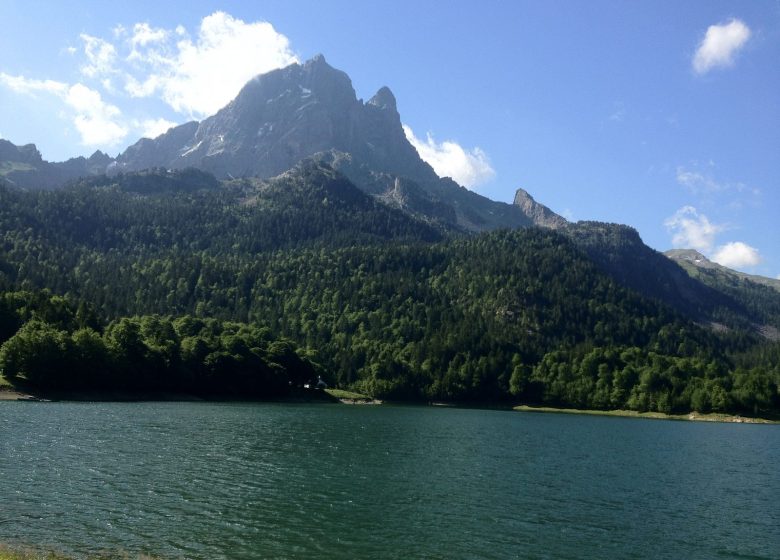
{"left": 324, "top": 388, "right": 382, "bottom": 404}
{"left": 513, "top": 404, "right": 778, "bottom": 424}
{"left": 0, "top": 544, "right": 157, "bottom": 560}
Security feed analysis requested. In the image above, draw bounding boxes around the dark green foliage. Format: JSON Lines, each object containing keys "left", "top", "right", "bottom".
{"left": 0, "top": 171, "right": 778, "bottom": 415}
{"left": 70, "top": 167, "right": 221, "bottom": 194}
{"left": 0, "top": 292, "right": 318, "bottom": 397}
{"left": 563, "top": 222, "right": 778, "bottom": 331}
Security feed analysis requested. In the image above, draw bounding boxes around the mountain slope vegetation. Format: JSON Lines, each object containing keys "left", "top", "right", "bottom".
{"left": 0, "top": 169, "right": 777, "bottom": 415}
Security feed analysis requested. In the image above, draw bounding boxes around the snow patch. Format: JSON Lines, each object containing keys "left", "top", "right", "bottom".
{"left": 296, "top": 100, "right": 318, "bottom": 112}
{"left": 266, "top": 89, "right": 292, "bottom": 104}
{"left": 180, "top": 140, "right": 202, "bottom": 157}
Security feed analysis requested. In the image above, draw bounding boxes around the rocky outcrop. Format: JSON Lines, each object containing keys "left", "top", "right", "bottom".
{"left": 0, "top": 139, "right": 108, "bottom": 189}
{"left": 112, "top": 55, "right": 541, "bottom": 232}
{"left": 513, "top": 188, "right": 567, "bottom": 229}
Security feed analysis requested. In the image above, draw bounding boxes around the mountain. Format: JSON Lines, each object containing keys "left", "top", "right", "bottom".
{"left": 666, "top": 249, "right": 780, "bottom": 293}
{"left": 113, "top": 55, "right": 561, "bottom": 232}
{"left": 0, "top": 139, "right": 109, "bottom": 190}
{"left": 664, "top": 249, "right": 780, "bottom": 340}
{"left": 1, "top": 155, "right": 779, "bottom": 413}
{"left": 0, "top": 56, "right": 566, "bottom": 232}
{"left": 564, "top": 222, "right": 780, "bottom": 337}
{"left": 513, "top": 188, "right": 567, "bottom": 229}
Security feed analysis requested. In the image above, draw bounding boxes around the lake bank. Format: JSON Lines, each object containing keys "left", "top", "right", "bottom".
{"left": 514, "top": 404, "right": 778, "bottom": 424}
{"left": 0, "top": 386, "right": 337, "bottom": 404}
{"left": 3, "top": 385, "right": 776, "bottom": 423}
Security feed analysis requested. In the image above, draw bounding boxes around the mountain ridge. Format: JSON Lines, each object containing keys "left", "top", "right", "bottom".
{"left": 665, "top": 249, "right": 780, "bottom": 292}
{"left": 0, "top": 55, "right": 567, "bottom": 232}
{"left": 110, "top": 55, "right": 558, "bottom": 232}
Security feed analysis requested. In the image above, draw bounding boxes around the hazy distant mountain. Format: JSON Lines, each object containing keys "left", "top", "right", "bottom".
{"left": 665, "top": 249, "right": 780, "bottom": 293}
{"left": 0, "top": 139, "right": 109, "bottom": 190}
{"left": 113, "top": 55, "right": 561, "bottom": 232}
{"left": 561, "top": 222, "right": 780, "bottom": 336}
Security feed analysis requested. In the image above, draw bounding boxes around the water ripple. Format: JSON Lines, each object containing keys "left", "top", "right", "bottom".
{"left": 1, "top": 403, "right": 778, "bottom": 559}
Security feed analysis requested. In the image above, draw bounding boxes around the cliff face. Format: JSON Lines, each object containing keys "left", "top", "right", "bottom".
{"left": 112, "top": 56, "right": 548, "bottom": 232}
{"left": 115, "top": 55, "right": 436, "bottom": 184}
{"left": 513, "top": 188, "right": 567, "bottom": 229}
{"left": 0, "top": 139, "right": 109, "bottom": 189}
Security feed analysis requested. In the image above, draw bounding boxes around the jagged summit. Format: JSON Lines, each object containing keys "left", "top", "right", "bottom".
{"left": 513, "top": 187, "right": 567, "bottom": 229}
{"left": 111, "top": 55, "right": 542, "bottom": 231}
{"left": 306, "top": 53, "right": 328, "bottom": 65}
{"left": 368, "top": 86, "right": 397, "bottom": 112}
{"left": 0, "top": 139, "right": 108, "bottom": 189}
{"left": 3, "top": 56, "right": 561, "bottom": 232}
{"left": 0, "top": 139, "right": 44, "bottom": 165}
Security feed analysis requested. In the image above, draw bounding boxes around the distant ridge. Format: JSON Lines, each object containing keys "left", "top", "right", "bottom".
{"left": 0, "top": 56, "right": 567, "bottom": 232}
{"left": 0, "top": 139, "right": 109, "bottom": 190}
{"left": 666, "top": 249, "right": 780, "bottom": 293}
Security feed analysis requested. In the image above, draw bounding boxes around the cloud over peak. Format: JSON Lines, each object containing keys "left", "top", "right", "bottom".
{"left": 122, "top": 11, "right": 298, "bottom": 118}
{"left": 693, "top": 19, "right": 751, "bottom": 75}
{"left": 665, "top": 206, "right": 762, "bottom": 271}
{"left": 712, "top": 241, "right": 761, "bottom": 268}
{"left": 664, "top": 206, "right": 723, "bottom": 253}
{"left": 403, "top": 125, "right": 495, "bottom": 189}
{"left": 0, "top": 12, "right": 301, "bottom": 151}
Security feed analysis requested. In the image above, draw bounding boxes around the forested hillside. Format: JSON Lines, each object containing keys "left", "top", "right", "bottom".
{"left": 564, "top": 222, "right": 780, "bottom": 333}
{"left": 0, "top": 168, "right": 778, "bottom": 415}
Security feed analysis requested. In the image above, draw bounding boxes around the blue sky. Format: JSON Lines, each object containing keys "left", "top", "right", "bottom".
{"left": 1, "top": 0, "right": 778, "bottom": 277}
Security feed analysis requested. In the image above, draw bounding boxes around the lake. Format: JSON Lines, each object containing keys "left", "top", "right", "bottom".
{"left": 1, "top": 402, "right": 778, "bottom": 559}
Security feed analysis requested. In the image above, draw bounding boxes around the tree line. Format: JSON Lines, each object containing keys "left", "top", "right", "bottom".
{"left": 0, "top": 169, "right": 777, "bottom": 414}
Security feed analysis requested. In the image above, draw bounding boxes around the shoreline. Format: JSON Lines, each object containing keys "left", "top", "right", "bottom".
{"left": 2, "top": 388, "right": 776, "bottom": 423}
{"left": 513, "top": 404, "right": 778, "bottom": 424}
{"left": 0, "top": 390, "right": 37, "bottom": 401}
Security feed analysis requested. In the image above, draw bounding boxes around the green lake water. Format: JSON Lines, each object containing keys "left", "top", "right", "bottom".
{"left": 1, "top": 402, "right": 778, "bottom": 559}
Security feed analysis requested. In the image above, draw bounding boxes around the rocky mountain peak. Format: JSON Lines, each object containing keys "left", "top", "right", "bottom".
{"left": 513, "top": 187, "right": 567, "bottom": 229}
{"left": 108, "top": 57, "right": 552, "bottom": 232}
{"left": 0, "top": 139, "right": 43, "bottom": 165}
{"left": 305, "top": 53, "right": 328, "bottom": 66}
{"left": 665, "top": 249, "right": 711, "bottom": 266}
{"left": 368, "top": 86, "right": 397, "bottom": 112}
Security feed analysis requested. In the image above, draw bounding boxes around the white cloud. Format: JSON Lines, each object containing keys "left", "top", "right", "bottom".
{"left": 80, "top": 34, "right": 118, "bottom": 78}
{"left": 403, "top": 124, "right": 495, "bottom": 189}
{"left": 0, "top": 73, "right": 127, "bottom": 147}
{"left": 693, "top": 19, "right": 751, "bottom": 75}
{"left": 676, "top": 167, "right": 725, "bottom": 194}
{"left": 664, "top": 206, "right": 724, "bottom": 252}
{"left": 676, "top": 165, "right": 760, "bottom": 211}
{"left": 63, "top": 84, "right": 128, "bottom": 146}
{"left": 0, "top": 73, "right": 68, "bottom": 96}
{"left": 123, "top": 11, "right": 298, "bottom": 118}
{"left": 2, "top": 11, "right": 298, "bottom": 154}
{"left": 130, "top": 22, "right": 168, "bottom": 48}
{"left": 712, "top": 241, "right": 762, "bottom": 269}
{"left": 139, "top": 118, "right": 177, "bottom": 139}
